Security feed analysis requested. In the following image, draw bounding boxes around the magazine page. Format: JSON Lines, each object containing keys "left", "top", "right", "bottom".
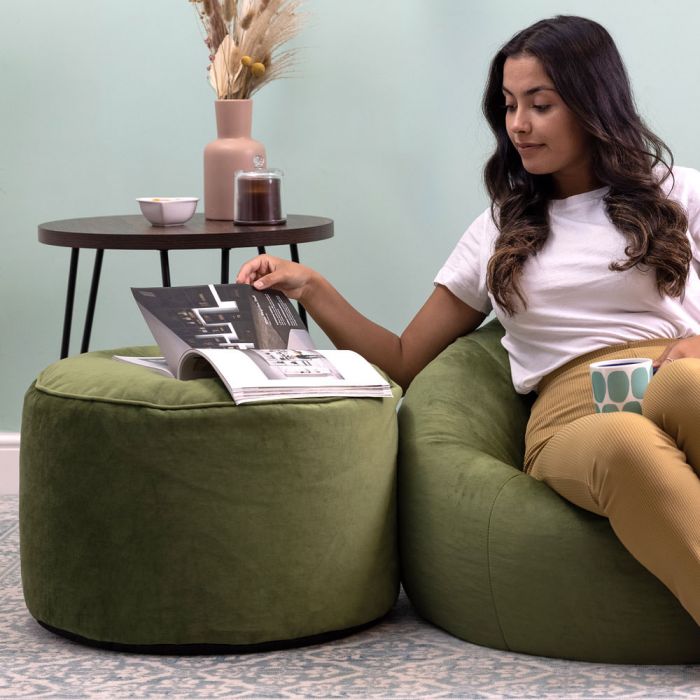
{"left": 131, "top": 284, "right": 315, "bottom": 370}
{"left": 112, "top": 355, "right": 174, "bottom": 377}
{"left": 135, "top": 306, "right": 192, "bottom": 373}
{"left": 130, "top": 283, "right": 391, "bottom": 404}
{"left": 178, "top": 348, "right": 392, "bottom": 404}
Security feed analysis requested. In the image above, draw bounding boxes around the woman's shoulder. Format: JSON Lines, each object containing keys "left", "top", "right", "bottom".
{"left": 449, "top": 205, "right": 500, "bottom": 256}
{"left": 467, "top": 205, "right": 500, "bottom": 235}
{"left": 657, "top": 165, "right": 700, "bottom": 203}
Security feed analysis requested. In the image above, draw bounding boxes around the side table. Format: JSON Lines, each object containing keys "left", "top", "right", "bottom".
{"left": 38, "top": 214, "right": 334, "bottom": 358}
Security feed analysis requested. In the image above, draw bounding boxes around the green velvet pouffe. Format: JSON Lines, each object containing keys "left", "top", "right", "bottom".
{"left": 398, "top": 320, "right": 700, "bottom": 664}
{"left": 20, "top": 347, "right": 401, "bottom": 653}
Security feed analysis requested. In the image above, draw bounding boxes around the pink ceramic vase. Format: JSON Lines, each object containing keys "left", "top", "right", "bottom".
{"left": 204, "top": 99, "right": 267, "bottom": 220}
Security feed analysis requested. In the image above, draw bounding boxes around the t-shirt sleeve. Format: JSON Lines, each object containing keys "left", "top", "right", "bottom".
{"left": 665, "top": 166, "right": 700, "bottom": 252}
{"left": 433, "top": 207, "right": 494, "bottom": 314}
{"left": 681, "top": 167, "right": 700, "bottom": 248}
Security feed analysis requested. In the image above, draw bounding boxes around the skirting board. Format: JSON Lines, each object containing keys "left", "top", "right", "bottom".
{"left": 0, "top": 432, "right": 20, "bottom": 495}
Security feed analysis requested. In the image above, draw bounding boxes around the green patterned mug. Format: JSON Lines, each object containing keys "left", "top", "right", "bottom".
{"left": 589, "top": 358, "right": 653, "bottom": 414}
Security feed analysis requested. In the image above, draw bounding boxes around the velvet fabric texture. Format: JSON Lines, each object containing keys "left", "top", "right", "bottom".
{"left": 20, "top": 347, "right": 401, "bottom": 649}
{"left": 398, "top": 320, "right": 700, "bottom": 664}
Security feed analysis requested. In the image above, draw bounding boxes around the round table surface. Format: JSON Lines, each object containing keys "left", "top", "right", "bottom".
{"left": 38, "top": 214, "right": 334, "bottom": 250}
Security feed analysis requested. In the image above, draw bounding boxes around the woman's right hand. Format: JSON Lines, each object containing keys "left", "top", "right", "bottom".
{"left": 235, "top": 254, "right": 318, "bottom": 301}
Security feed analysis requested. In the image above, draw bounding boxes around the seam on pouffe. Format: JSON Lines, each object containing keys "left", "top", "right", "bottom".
{"left": 31, "top": 382, "right": 357, "bottom": 411}
{"left": 32, "top": 382, "right": 237, "bottom": 411}
{"left": 486, "top": 470, "right": 522, "bottom": 652}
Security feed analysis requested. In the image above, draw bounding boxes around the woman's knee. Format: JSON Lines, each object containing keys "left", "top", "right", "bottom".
{"left": 531, "top": 412, "right": 666, "bottom": 515}
{"left": 644, "top": 358, "right": 700, "bottom": 426}
{"left": 568, "top": 413, "right": 680, "bottom": 515}
{"left": 644, "top": 359, "right": 700, "bottom": 473}
{"left": 590, "top": 409, "right": 654, "bottom": 444}
{"left": 583, "top": 412, "right": 672, "bottom": 479}
{"left": 535, "top": 412, "right": 663, "bottom": 483}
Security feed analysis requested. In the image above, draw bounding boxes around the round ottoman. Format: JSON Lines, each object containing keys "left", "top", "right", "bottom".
{"left": 398, "top": 320, "right": 700, "bottom": 664}
{"left": 20, "top": 347, "right": 401, "bottom": 653}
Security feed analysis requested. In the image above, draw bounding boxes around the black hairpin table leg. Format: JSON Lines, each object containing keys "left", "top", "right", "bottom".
{"left": 160, "top": 251, "right": 171, "bottom": 287}
{"left": 221, "top": 248, "right": 230, "bottom": 284}
{"left": 289, "top": 243, "right": 308, "bottom": 327}
{"left": 80, "top": 249, "right": 104, "bottom": 354}
{"left": 60, "top": 248, "right": 80, "bottom": 359}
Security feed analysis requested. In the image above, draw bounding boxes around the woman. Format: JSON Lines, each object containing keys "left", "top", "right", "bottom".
{"left": 237, "top": 16, "right": 700, "bottom": 624}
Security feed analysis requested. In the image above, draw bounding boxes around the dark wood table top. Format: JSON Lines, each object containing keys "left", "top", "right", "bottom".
{"left": 38, "top": 214, "right": 334, "bottom": 250}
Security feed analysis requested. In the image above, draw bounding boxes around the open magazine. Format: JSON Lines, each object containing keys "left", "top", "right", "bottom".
{"left": 115, "top": 283, "right": 393, "bottom": 404}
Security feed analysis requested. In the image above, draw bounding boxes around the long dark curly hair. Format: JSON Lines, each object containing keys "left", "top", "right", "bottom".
{"left": 482, "top": 15, "right": 691, "bottom": 315}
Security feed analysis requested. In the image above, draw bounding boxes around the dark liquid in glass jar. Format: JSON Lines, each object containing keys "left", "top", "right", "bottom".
{"left": 234, "top": 176, "right": 285, "bottom": 224}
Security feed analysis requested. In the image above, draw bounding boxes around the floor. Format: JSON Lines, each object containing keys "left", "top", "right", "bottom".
{"left": 2, "top": 495, "right": 699, "bottom": 699}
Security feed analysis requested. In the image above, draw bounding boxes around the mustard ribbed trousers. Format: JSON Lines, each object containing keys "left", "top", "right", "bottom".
{"left": 525, "top": 339, "right": 700, "bottom": 625}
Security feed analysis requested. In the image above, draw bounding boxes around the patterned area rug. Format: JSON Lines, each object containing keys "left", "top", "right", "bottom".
{"left": 1, "top": 495, "right": 698, "bottom": 699}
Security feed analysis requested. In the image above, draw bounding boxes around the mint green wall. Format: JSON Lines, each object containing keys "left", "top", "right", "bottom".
{"left": 1, "top": 1, "right": 699, "bottom": 431}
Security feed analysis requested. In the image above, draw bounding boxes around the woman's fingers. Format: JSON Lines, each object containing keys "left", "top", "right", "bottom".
{"left": 236, "top": 254, "right": 276, "bottom": 284}
{"left": 253, "top": 270, "right": 282, "bottom": 290}
{"left": 235, "top": 254, "right": 308, "bottom": 299}
{"left": 235, "top": 260, "right": 259, "bottom": 285}
{"left": 653, "top": 346, "right": 671, "bottom": 370}
{"left": 651, "top": 336, "right": 700, "bottom": 370}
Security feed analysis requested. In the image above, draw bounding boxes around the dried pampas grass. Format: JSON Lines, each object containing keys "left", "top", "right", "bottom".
{"left": 190, "top": 0, "right": 304, "bottom": 100}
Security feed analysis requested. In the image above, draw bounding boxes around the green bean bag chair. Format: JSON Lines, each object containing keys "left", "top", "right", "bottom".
{"left": 20, "top": 347, "right": 401, "bottom": 653}
{"left": 398, "top": 319, "right": 700, "bottom": 663}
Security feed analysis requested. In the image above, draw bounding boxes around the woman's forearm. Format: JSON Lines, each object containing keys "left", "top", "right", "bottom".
{"left": 237, "top": 254, "right": 485, "bottom": 390}
{"left": 300, "top": 274, "right": 409, "bottom": 386}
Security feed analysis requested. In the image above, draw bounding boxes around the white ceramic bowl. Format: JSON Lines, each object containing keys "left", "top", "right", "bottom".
{"left": 137, "top": 197, "right": 198, "bottom": 226}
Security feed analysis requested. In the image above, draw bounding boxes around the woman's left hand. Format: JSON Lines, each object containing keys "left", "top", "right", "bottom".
{"left": 653, "top": 335, "right": 700, "bottom": 370}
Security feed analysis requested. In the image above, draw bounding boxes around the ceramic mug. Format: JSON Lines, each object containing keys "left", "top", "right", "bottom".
{"left": 589, "top": 358, "right": 654, "bottom": 414}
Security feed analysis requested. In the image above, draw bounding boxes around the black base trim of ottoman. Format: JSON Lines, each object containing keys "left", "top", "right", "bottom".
{"left": 36, "top": 616, "right": 384, "bottom": 655}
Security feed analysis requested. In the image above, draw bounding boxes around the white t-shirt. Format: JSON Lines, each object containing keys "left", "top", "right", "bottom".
{"left": 435, "top": 166, "right": 700, "bottom": 394}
